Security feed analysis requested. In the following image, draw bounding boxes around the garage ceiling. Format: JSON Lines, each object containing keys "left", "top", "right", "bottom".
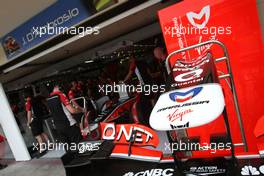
{"left": 0, "top": 0, "right": 56, "bottom": 37}
{"left": 0, "top": 0, "right": 180, "bottom": 91}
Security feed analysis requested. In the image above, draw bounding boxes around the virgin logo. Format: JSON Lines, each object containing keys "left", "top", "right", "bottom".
{"left": 175, "top": 68, "right": 203, "bottom": 82}
{"left": 167, "top": 109, "right": 193, "bottom": 122}
{"left": 196, "top": 36, "right": 215, "bottom": 55}
{"left": 186, "top": 5, "right": 210, "bottom": 29}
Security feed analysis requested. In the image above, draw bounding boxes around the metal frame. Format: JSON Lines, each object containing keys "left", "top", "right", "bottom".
{"left": 70, "top": 97, "right": 88, "bottom": 132}
{"left": 70, "top": 97, "right": 87, "bottom": 110}
{"left": 165, "top": 40, "right": 248, "bottom": 152}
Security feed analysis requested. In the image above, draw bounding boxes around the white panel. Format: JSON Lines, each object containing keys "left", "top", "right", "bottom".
{"left": 150, "top": 83, "right": 225, "bottom": 131}
{"left": 0, "top": 83, "right": 31, "bottom": 161}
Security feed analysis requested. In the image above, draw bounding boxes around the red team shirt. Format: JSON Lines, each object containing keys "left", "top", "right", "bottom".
{"left": 25, "top": 97, "right": 31, "bottom": 112}
{"left": 50, "top": 91, "right": 70, "bottom": 106}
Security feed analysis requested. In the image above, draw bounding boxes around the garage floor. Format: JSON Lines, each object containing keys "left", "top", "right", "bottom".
{"left": 0, "top": 159, "right": 65, "bottom": 176}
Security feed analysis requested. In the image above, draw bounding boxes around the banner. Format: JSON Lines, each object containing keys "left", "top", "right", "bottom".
{"left": 0, "top": 0, "right": 94, "bottom": 60}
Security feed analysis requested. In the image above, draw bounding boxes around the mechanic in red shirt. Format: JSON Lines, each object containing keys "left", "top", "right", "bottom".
{"left": 48, "top": 84, "right": 84, "bottom": 146}
{"left": 68, "top": 80, "right": 85, "bottom": 133}
{"left": 68, "top": 81, "right": 84, "bottom": 109}
{"left": 25, "top": 97, "right": 31, "bottom": 126}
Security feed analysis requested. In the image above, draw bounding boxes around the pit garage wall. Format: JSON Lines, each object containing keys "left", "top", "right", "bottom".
{"left": 0, "top": 32, "right": 31, "bottom": 162}
{"left": 0, "top": 45, "right": 7, "bottom": 66}
{"left": 0, "top": 83, "right": 31, "bottom": 161}
{"left": 0, "top": 17, "right": 30, "bottom": 162}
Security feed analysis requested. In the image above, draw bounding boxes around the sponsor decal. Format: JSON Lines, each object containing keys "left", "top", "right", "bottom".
{"left": 78, "top": 142, "right": 101, "bottom": 154}
{"left": 240, "top": 165, "right": 264, "bottom": 175}
{"left": 172, "top": 78, "right": 204, "bottom": 87}
{"left": 171, "top": 55, "right": 210, "bottom": 88}
{"left": 186, "top": 5, "right": 210, "bottom": 29}
{"left": 170, "top": 122, "right": 189, "bottom": 129}
{"left": 161, "top": 4, "right": 229, "bottom": 61}
{"left": 174, "top": 68, "right": 203, "bottom": 83}
{"left": 169, "top": 87, "right": 203, "bottom": 103}
{"left": 157, "top": 100, "right": 209, "bottom": 112}
{"left": 123, "top": 168, "right": 174, "bottom": 176}
{"left": 167, "top": 109, "right": 193, "bottom": 122}
{"left": 195, "top": 35, "right": 215, "bottom": 56}
{"left": 188, "top": 4, "right": 215, "bottom": 56}
{"left": 150, "top": 84, "right": 225, "bottom": 131}
{"left": 101, "top": 123, "right": 159, "bottom": 147}
{"left": 124, "top": 172, "right": 134, "bottom": 176}
{"left": 2, "top": 36, "right": 21, "bottom": 56}
{"left": 185, "top": 166, "right": 226, "bottom": 175}
{"left": 173, "top": 57, "right": 210, "bottom": 71}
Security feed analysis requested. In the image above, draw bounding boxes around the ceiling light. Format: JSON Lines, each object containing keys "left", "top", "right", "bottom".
{"left": 85, "top": 60, "right": 94, "bottom": 64}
